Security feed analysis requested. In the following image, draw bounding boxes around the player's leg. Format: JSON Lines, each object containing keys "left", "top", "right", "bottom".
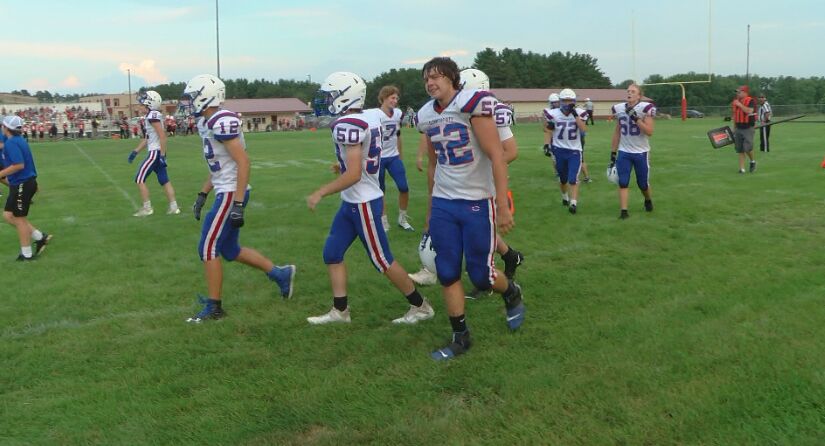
{"left": 353, "top": 198, "right": 433, "bottom": 323}
{"left": 634, "top": 152, "right": 653, "bottom": 211}
{"left": 429, "top": 198, "right": 470, "bottom": 360}
{"left": 567, "top": 151, "right": 582, "bottom": 214}
{"left": 377, "top": 158, "right": 390, "bottom": 231}
{"left": 133, "top": 151, "right": 158, "bottom": 216}
{"left": 189, "top": 191, "right": 235, "bottom": 322}
{"left": 745, "top": 129, "right": 756, "bottom": 172}
{"left": 308, "top": 202, "right": 359, "bottom": 324}
{"left": 616, "top": 151, "right": 632, "bottom": 219}
{"left": 555, "top": 149, "right": 571, "bottom": 206}
{"left": 386, "top": 157, "right": 413, "bottom": 231}
{"left": 496, "top": 236, "right": 524, "bottom": 280}
{"left": 155, "top": 164, "right": 179, "bottom": 214}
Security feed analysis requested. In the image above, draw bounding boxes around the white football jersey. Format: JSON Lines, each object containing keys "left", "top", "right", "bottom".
{"left": 331, "top": 111, "right": 384, "bottom": 204}
{"left": 494, "top": 103, "right": 514, "bottom": 141}
{"left": 144, "top": 110, "right": 164, "bottom": 151}
{"left": 546, "top": 107, "right": 586, "bottom": 151}
{"left": 612, "top": 101, "right": 656, "bottom": 153}
{"left": 375, "top": 107, "right": 402, "bottom": 158}
{"left": 416, "top": 89, "right": 498, "bottom": 201}
{"left": 198, "top": 110, "right": 247, "bottom": 194}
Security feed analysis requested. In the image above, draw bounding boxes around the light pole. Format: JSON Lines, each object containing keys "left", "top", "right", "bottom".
{"left": 745, "top": 24, "right": 751, "bottom": 83}
{"left": 127, "top": 68, "right": 133, "bottom": 119}
{"left": 216, "top": 0, "right": 221, "bottom": 78}
{"left": 307, "top": 74, "right": 311, "bottom": 83}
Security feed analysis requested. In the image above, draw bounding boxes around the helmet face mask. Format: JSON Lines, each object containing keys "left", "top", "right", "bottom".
{"left": 313, "top": 72, "right": 366, "bottom": 117}
{"left": 606, "top": 165, "right": 619, "bottom": 185}
{"left": 181, "top": 74, "right": 225, "bottom": 117}
{"left": 459, "top": 68, "right": 490, "bottom": 90}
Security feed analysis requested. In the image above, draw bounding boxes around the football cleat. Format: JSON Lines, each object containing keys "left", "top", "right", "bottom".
{"left": 465, "top": 287, "right": 493, "bottom": 300}
{"left": 35, "top": 233, "right": 52, "bottom": 255}
{"left": 167, "top": 206, "right": 181, "bottom": 215}
{"left": 392, "top": 300, "right": 435, "bottom": 324}
{"left": 397, "top": 215, "right": 415, "bottom": 231}
{"left": 16, "top": 254, "right": 35, "bottom": 262}
{"left": 569, "top": 204, "right": 577, "bottom": 214}
{"left": 409, "top": 268, "right": 438, "bottom": 286}
{"left": 504, "top": 283, "right": 525, "bottom": 331}
{"left": 562, "top": 199, "right": 569, "bottom": 207}
{"left": 644, "top": 200, "right": 654, "bottom": 212}
{"left": 431, "top": 330, "right": 471, "bottom": 361}
{"left": 269, "top": 265, "right": 296, "bottom": 299}
{"left": 749, "top": 160, "right": 757, "bottom": 173}
{"left": 133, "top": 207, "right": 154, "bottom": 217}
{"left": 307, "top": 307, "right": 351, "bottom": 325}
{"left": 186, "top": 296, "right": 224, "bottom": 323}
{"left": 620, "top": 209, "right": 630, "bottom": 219}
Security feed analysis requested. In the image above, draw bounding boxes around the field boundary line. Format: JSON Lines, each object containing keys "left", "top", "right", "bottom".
{"left": 72, "top": 141, "right": 138, "bottom": 209}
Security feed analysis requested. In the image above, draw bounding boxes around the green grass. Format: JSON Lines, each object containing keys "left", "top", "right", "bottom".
{"left": 2, "top": 118, "right": 825, "bottom": 445}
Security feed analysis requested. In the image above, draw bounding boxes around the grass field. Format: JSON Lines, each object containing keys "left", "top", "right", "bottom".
{"left": 3, "top": 117, "right": 825, "bottom": 445}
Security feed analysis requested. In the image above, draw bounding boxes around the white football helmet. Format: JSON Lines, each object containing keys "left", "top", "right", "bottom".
{"left": 181, "top": 74, "right": 226, "bottom": 117}
{"left": 313, "top": 72, "right": 366, "bottom": 116}
{"left": 2, "top": 115, "right": 23, "bottom": 130}
{"left": 137, "top": 90, "right": 162, "bottom": 111}
{"left": 460, "top": 68, "right": 490, "bottom": 90}
{"left": 418, "top": 234, "right": 437, "bottom": 275}
{"left": 606, "top": 164, "right": 619, "bottom": 185}
{"left": 559, "top": 88, "right": 576, "bottom": 101}
{"left": 548, "top": 93, "right": 560, "bottom": 109}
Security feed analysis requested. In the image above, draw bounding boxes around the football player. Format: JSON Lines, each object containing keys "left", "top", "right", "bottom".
{"left": 306, "top": 72, "right": 434, "bottom": 325}
{"left": 417, "top": 57, "right": 525, "bottom": 361}
{"left": 0, "top": 116, "right": 52, "bottom": 260}
{"left": 545, "top": 88, "right": 587, "bottom": 214}
{"left": 127, "top": 90, "right": 180, "bottom": 217}
{"left": 610, "top": 83, "right": 655, "bottom": 219}
{"left": 372, "top": 85, "right": 414, "bottom": 232}
{"left": 181, "top": 75, "right": 296, "bottom": 323}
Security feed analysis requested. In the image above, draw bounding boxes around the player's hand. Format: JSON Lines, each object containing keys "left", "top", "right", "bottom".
{"left": 159, "top": 155, "right": 168, "bottom": 167}
{"left": 193, "top": 192, "right": 208, "bottom": 221}
{"left": 543, "top": 144, "right": 553, "bottom": 157}
{"left": 330, "top": 163, "right": 341, "bottom": 174}
{"left": 626, "top": 107, "right": 638, "bottom": 122}
{"left": 496, "top": 205, "right": 514, "bottom": 235}
{"left": 127, "top": 151, "right": 138, "bottom": 163}
{"left": 229, "top": 201, "right": 245, "bottom": 228}
{"left": 307, "top": 191, "right": 323, "bottom": 211}
{"left": 610, "top": 152, "right": 617, "bottom": 163}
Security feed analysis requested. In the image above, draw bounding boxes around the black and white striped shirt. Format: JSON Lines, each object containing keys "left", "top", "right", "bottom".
{"left": 758, "top": 101, "right": 772, "bottom": 123}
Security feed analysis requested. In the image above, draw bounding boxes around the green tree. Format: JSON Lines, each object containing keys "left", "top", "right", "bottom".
{"left": 364, "top": 68, "right": 429, "bottom": 110}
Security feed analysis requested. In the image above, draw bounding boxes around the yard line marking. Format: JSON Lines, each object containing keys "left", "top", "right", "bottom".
{"left": 72, "top": 141, "right": 138, "bottom": 209}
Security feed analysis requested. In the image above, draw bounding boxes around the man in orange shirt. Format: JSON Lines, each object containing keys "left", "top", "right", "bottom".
{"left": 732, "top": 85, "right": 756, "bottom": 173}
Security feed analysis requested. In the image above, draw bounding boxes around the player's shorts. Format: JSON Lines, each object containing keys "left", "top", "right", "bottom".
{"left": 323, "top": 197, "right": 394, "bottom": 273}
{"left": 429, "top": 197, "right": 497, "bottom": 290}
{"left": 733, "top": 126, "right": 754, "bottom": 153}
{"left": 616, "top": 151, "right": 650, "bottom": 190}
{"left": 553, "top": 147, "right": 583, "bottom": 185}
{"left": 198, "top": 190, "right": 249, "bottom": 262}
{"left": 5, "top": 177, "right": 37, "bottom": 217}
{"left": 134, "top": 150, "right": 169, "bottom": 185}
{"left": 378, "top": 155, "right": 409, "bottom": 193}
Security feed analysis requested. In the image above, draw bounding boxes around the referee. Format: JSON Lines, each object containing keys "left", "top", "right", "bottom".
{"left": 758, "top": 94, "right": 772, "bottom": 152}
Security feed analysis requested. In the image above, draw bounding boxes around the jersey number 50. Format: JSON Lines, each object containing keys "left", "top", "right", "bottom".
{"left": 426, "top": 123, "right": 473, "bottom": 166}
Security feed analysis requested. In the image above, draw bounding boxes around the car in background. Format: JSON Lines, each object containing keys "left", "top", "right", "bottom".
{"left": 685, "top": 109, "right": 705, "bottom": 118}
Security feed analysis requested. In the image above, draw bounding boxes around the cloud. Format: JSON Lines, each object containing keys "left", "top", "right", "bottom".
{"left": 119, "top": 60, "right": 168, "bottom": 84}
{"left": 24, "top": 78, "right": 50, "bottom": 91}
{"left": 61, "top": 75, "right": 80, "bottom": 88}
{"left": 403, "top": 49, "right": 470, "bottom": 65}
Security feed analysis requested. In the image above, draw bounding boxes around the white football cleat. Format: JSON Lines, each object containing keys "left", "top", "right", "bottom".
{"left": 381, "top": 215, "right": 390, "bottom": 232}
{"left": 392, "top": 299, "right": 435, "bottom": 324}
{"left": 397, "top": 215, "right": 415, "bottom": 231}
{"left": 307, "top": 307, "right": 351, "bottom": 325}
{"left": 167, "top": 206, "right": 181, "bottom": 215}
{"left": 133, "top": 207, "right": 154, "bottom": 217}
{"left": 408, "top": 268, "right": 438, "bottom": 286}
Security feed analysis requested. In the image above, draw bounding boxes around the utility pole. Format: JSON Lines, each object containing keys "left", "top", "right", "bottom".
{"left": 216, "top": 0, "right": 221, "bottom": 78}
{"left": 745, "top": 24, "right": 751, "bottom": 83}
{"left": 127, "top": 68, "right": 133, "bottom": 119}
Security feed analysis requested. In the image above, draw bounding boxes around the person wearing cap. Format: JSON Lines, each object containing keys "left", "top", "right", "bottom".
{"left": 757, "top": 93, "right": 772, "bottom": 152}
{"left": 732, "top": 86, "right": 757, "bottom": 173}
{"left": 0, "top": 115, "right": 52, "bottom": 260}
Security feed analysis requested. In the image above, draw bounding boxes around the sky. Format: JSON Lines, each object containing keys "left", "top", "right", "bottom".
{"left": 3, "top": 0, "right": 824, "bottom": 96}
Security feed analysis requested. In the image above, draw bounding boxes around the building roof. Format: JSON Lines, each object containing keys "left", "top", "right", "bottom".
{"left": 491, "top": 88, "right": 631, "bottom": 103}
{"left": 223, "top": 98, "right": 311, "bottom": 114}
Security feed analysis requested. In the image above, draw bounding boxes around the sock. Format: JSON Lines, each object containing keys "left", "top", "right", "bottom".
{"left": 143, "top": 200, "right": 152, "bottom": 209}
{"left": 449, "top": 315, "right": 467, "bottom": 334}
{"left": 333, "top": 296, "right": 348, "bottom": 312}
{"left": 570, "top": 199, "right": 578, "bottom": 206}
{"left": 502, "top": 281, "right": 521, "bottom": 309}
{"left": 562, "top": 193, "right": 569, "bottom": 201}
{"left": 405, "top": 289, "right": 424, "bottom": 307}
{"left": 31, "top": 230, "right": 43, "bottom": 241}
{"left": 210, "top": 298, "right": 222, "bottom": 308}
{"left": 21, "top": 246, "right": 33, "bottom": 258}
{"left": 399, "top": 209, "right": 408, "bottom": 218}
{"left": 170, "top": 200, "right": 178, "bottom": 209}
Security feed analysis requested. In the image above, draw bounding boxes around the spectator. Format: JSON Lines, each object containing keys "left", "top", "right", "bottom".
{"left": 62, "top": 122, "right": 69, "bottom": 138}
{"left": 91, "top": 118, "right": 99, "bottom": 139}
{"left": 758, "top": 94, "right": 772, "bottom": 152}
{"left": 585, "top": 98, "right": 594, "bottom": 125}
{"left": 49, "top": 122, "right": 57, "bottom": 141}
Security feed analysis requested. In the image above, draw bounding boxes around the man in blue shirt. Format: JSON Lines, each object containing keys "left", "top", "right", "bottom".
{"left": 0, "top": 116, "right": 51, "bottom": 260}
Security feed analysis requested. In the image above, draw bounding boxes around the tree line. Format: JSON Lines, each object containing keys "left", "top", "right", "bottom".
{"left": 9, "top": 47, "right": 824, "bottom": 110}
